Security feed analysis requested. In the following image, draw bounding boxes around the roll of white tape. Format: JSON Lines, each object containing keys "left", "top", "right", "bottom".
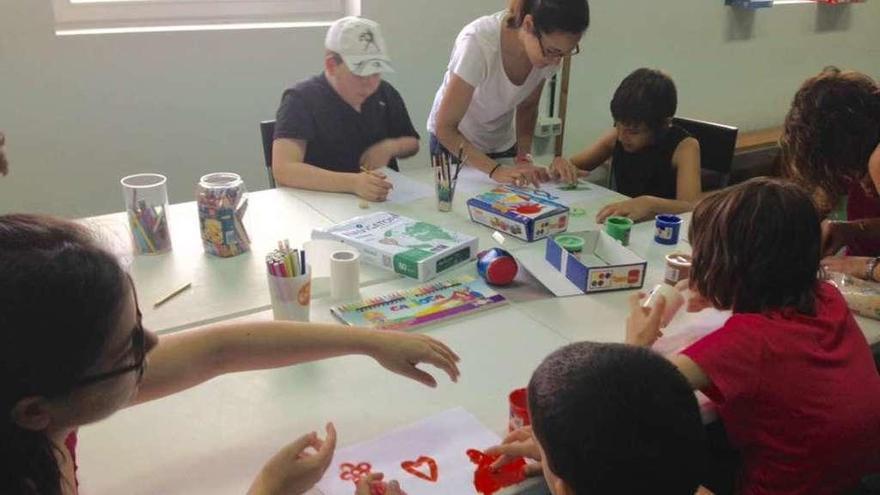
{"left": 330, "top": 249, "right": 360, "bottom": 301}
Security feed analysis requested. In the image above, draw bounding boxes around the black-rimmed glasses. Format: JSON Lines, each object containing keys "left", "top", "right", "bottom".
{"left": 74, "top": 309, "right": 146, "bottom": 387}
{"left": 535, "top": 30, "right": 580, "bottom": 59}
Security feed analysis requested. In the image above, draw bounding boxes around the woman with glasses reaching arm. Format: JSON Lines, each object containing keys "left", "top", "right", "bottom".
{"left": 0, "top": 214, "right": 460, "bottom": 495}
{"left": 427, "top": 0, "right": 589, "bottom": 188}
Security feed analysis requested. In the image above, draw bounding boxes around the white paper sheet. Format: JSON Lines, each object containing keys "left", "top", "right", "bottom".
{"left": 516, "top": 180, "right": 611, "bottom": 206}
{"left": 453, "top": 166, "right": 499, "bottom": 194}
{"left": 316, "top": 408, "right": 503, "bottom": 495}
{"left": 383, "top": 169, "right": 435, "bottom": 205}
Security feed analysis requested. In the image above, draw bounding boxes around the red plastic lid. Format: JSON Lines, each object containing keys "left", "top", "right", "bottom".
{"left": 487, "top": 257, "right": 518, "bottom": 285}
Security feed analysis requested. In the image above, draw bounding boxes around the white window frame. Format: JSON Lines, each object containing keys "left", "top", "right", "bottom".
{"left": 53, "top": 0, "right": 361, "bottom": 36}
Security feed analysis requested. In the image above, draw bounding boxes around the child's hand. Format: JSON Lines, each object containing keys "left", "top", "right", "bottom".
{"left": 626, "top": 292, "right": 665, "bottom": 347}
{"left": 596, "top": 197, "right": 655, "bottom": 224}
{"left": 355, "top": 473, "right": 407, "bottom": 495}
{"left": 821, "top": 255, "right": 873, "bottom": 280}
{"left": 548, "top": 156, "right": 586, "bottom": 185}
{"left": 364, "top": 331, "right": 461, "bottom": 387}
{"left": 353, "top": 170, "right": 393, "bottom": 202}
{"left": 675, "top": 280, "right": 714, "bottom": 313}
{"left": 485, "top": 426, "right": 544, "bottom": 477}
{"left": 359, "top": 140, "right": 396, "bottom": 171}
{"left": 248, "top": 423, "right": 337, "bottom": 495}
{"left": 492, "top": 164, "right": 549, "bottom": 188}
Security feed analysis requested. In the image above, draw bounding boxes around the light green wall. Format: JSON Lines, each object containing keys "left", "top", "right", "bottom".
{"left": 1, "top": 0, "right": 878, "bottom": 216}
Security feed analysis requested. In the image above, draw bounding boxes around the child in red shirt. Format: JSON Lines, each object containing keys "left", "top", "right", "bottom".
{"left": 628, "top": 177, "right": 880, "bottom": 494}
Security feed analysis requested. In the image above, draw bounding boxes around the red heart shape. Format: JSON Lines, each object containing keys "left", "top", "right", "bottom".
{"left": 401, "top": 455, "right": 439, "bottom": 482}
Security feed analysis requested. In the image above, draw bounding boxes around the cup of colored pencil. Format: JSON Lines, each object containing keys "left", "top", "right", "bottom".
{"left": 265, "top": 239, "right": 311, "bottom": 322}
{"left": 432, "top": 145, "right": 465, "bottom": 212}
{"left": 120, "top": 173, "right": 173, "bottom": 256}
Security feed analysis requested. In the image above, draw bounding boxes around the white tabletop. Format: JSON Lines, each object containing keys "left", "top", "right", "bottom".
{"left": 85, "top": 188, "right": 399, "bottom": 333}
{"left": 77, "top": 167, "right": 880, "bottom": 494}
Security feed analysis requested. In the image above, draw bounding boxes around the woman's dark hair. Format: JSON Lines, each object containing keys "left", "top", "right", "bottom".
{"left": 0, "top": 214, "right": 127, "bottom": 494}
{"left": 529, "top": 342, "right": 705, "bottom": 494}
{"left": 610, "top": 68, "right": 678, "bottom": 133}
{"left": 507, "top": 0, "right": 590, "bottom": 35}
{"left": 781, "top": 69, "right": 880, "bottom": 200}
{"left": 689, "top": 177, "right": 821, "bottom": 315}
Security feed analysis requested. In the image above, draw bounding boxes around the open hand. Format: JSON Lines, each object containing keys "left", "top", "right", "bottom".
{"left": 364, "top": 331, "right": 461, "bottom": 388}
{"left": 548, "top": 156, "right": 586, "bottom": 185}
{"left": 492, "top": 164, "right": 550, "bottom": 188}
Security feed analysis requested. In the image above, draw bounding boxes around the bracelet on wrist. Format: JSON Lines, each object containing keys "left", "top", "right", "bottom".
{"left": 488, "top": 163, "right": 502, "bottom": 178}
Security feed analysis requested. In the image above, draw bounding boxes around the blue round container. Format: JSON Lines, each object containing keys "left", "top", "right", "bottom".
{"left": 654, "top": 214, "right": 683, "bottom": 245}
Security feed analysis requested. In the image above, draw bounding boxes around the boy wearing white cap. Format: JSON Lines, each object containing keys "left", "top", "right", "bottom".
{"left": 272, "top": 17, "right": 420, "bottom": 202}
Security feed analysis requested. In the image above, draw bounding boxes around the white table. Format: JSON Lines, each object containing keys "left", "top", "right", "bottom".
{"left": 77, "top": 168, "right": 880, "bottom": 494}
{"left": 86, "top": 188, "right": 399, "bottom": 333}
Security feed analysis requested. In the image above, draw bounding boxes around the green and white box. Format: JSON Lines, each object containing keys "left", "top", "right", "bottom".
{"left": 312, "top": 212, "right": 478, "bottom": 281}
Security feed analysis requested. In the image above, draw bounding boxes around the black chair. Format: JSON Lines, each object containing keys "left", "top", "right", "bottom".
{"left": 260, "top": 120, "right": 277, "bottom": 188}
{"left": 672, "top": 117, "right": 738, "bottom": 191}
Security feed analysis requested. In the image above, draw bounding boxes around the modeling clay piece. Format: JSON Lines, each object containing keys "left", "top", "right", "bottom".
{"left": 467, "top": 449, "right": 527, "bottom": 495}
{"left": 401, "top": 456, "right": 439, "bottom": 482}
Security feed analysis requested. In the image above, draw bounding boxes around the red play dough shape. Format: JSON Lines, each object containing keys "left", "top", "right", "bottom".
{"left": 401, "top": 456, "right": 439, "bottom": 482}
{"left": 467, "top": 449, "right": 527, "bottom": 495}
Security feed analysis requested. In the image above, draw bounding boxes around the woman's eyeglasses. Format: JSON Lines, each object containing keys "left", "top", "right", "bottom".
{"left": 535, "top": 30, "right": 580, "bottom": 60}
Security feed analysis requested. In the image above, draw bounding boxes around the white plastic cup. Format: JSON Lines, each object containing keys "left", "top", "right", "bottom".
{"left": 267, "top": 265, "right": 311, "bottom": 322}
{"left": 642, "top": 284, "right": 685, "bottom": 327}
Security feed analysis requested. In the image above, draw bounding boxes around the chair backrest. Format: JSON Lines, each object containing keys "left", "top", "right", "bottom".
{"left": 672, "top": 117, "right": 738, "bottom": 190}
{"left": 260, "top": 120, "right": 276, "bottom": 188}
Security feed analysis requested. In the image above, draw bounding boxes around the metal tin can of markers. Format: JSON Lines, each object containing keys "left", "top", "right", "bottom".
{"left": 664, "top": 252, "right": 692, "bottom": 286}
{"left": 477, "top": 248, "right": 518, "bottom": 286}
{"left": 654, "top": 214, "right": 683, "bottom": 245}
{"left": 508, "top": 387, "right": 530, "bottom": 432}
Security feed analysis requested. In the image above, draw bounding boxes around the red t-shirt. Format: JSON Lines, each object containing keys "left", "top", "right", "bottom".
{"left": 683, "top": 282, "right": 880, "bottom": 495}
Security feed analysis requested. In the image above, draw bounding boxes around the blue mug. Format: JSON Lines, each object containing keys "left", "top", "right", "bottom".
{"left": 654, "top": 214, "right": 683, "bottom": 245}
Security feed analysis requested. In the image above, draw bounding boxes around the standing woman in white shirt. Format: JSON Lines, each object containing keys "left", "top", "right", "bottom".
{"left": 428, "top": 0, "right": 589, "bottom": 187}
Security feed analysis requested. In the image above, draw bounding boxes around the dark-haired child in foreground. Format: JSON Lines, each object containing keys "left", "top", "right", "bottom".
{"left": 488, "top": 342, "right": 707, "bottom": 495}
{"left": 570, "top": 68, "right": 701, "bottom": 223}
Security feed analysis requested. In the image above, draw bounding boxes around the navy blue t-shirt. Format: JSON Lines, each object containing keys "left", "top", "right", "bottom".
{"left": 274, "top": 73, "right": 419, "bottom": 173}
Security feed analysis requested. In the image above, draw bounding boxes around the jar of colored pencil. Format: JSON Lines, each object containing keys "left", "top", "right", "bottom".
{"left": 433, "top": 151, "right": 461, "bottom": 212}
{"left": 197, "top": 172, "right": 251, "bottom": 258}
{"left": 120, "top": 173, "right": 172, "bottom": 256}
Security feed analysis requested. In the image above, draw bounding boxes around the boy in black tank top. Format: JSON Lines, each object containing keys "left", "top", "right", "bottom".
{"left": 568, "top": 68, "right": 702, "bottom": 223}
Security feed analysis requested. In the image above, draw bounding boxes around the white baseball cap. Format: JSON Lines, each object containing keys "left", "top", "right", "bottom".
{"left": 325, "top": 16, "right": 394, "bottom": 76}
